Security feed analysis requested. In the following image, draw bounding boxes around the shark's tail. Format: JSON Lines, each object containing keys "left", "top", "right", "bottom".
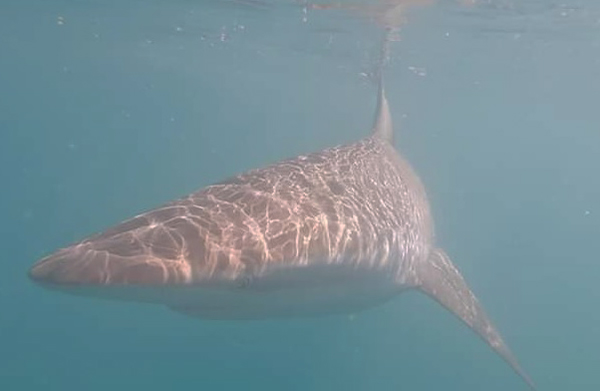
{"left": 407, "top": 248, "right": 536, "bottom": 390}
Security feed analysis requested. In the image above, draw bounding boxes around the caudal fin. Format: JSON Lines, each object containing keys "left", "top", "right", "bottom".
{"left": 409, "top": 248, "right": 536, "bottom": 390}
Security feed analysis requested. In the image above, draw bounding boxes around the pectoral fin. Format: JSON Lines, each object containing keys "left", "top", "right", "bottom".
{"left": 408, "top": 248, "right": 535, "bottom": 390}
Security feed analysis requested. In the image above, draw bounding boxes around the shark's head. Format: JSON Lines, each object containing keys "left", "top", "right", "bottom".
{"left": 27, "top": 209, "right": 397, "bottom": 320}
{"left": 27, "top": 211, "right": 258, "bottom": 311}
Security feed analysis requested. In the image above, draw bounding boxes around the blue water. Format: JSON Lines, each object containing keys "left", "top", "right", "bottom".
{"left": 2, "top": 0, "right": 599, "bottom": 390}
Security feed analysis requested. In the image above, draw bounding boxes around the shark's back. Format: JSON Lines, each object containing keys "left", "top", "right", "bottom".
{"left": 71, "top": 136, "right": 432, "bottom": 290}
{"left": 187, "top": 136, "right": 431, "bottom": 278}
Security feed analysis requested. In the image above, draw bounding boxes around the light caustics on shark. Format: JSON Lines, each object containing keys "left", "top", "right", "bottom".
{"left": 28, "top": 30, "right": 535, "bottom": 391}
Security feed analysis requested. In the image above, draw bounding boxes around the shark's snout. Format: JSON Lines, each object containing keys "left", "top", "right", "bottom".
{"left": 28, "top": 243, "right": 186, "bottom": 287}
{"left": 28, "top": 246, "right": 102, "bottom": 285}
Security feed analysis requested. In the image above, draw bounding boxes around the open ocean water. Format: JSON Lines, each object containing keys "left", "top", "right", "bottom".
{"left": 1, "top": 0, "right": 599, "bottom": 390}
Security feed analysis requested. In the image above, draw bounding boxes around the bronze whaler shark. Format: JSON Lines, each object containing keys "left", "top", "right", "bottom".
{"left": 29, "top": 73, "right": 535, "bottom": 389}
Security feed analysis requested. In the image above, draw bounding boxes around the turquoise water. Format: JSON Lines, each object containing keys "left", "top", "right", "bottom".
{"left": 2, "top": 0, "right": 600, "bottom": 390}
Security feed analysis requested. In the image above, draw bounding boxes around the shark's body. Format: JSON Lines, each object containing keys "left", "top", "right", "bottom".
{"left": 29, "top": 81, "right": 534, "bottom": 388}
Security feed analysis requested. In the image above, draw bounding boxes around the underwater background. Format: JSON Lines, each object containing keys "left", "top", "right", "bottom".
{"left": 1, "top": 0, "right": 599, "bottom": 390}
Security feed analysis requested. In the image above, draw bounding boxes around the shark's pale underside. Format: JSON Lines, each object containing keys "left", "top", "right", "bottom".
{"left": 29, "top": 73, "right": 535, "bottom": 389}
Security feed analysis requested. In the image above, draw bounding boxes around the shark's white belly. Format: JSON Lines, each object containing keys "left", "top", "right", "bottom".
{"left": 172, "top": 263, "right": 403, "bottom": 319}
{"left": 45, "top": 262, "right": 403, "bottom": 320}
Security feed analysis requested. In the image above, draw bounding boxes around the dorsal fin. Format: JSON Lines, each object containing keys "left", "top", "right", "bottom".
{"left": 371, "top": 75, "right": 394, "bottom": 144}
{"left": 371, "top": 28, "right": 394, "bottom": 144}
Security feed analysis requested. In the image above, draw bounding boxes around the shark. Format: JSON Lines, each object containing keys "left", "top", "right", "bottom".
{"left": 28, "top": 71, "right": 535, "bottom": 389}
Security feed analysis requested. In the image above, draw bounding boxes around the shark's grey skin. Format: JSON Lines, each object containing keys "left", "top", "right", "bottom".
{"left": 29, "top": 81, "right": 535, "bottom": 389}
